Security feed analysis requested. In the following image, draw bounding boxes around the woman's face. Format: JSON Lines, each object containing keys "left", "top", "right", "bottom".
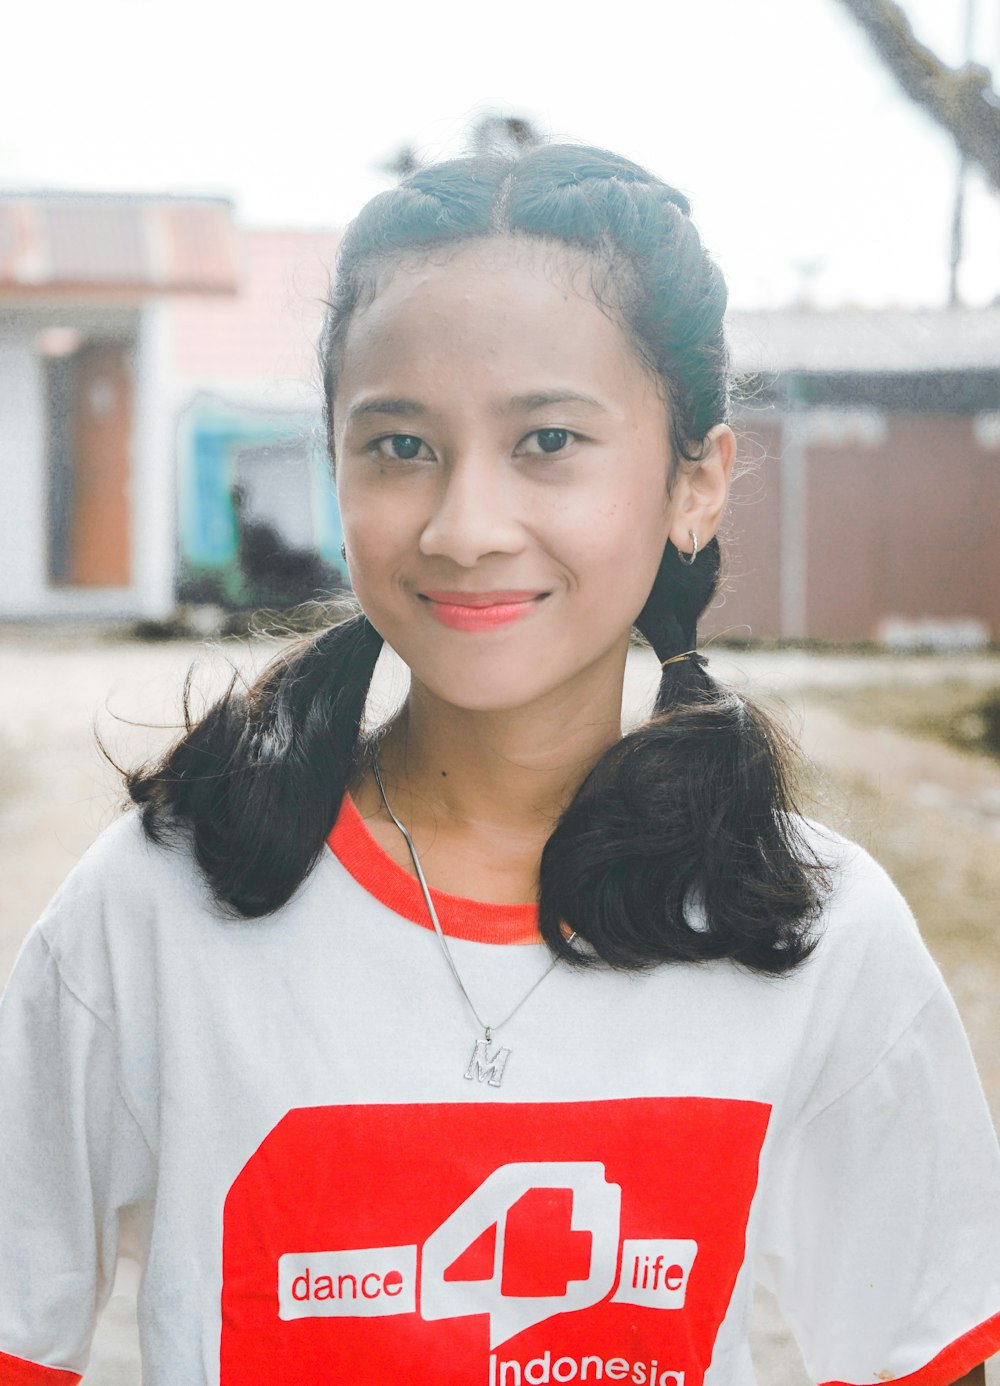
{"left": 333, "top": 237, "right": 730, "bottom": 716}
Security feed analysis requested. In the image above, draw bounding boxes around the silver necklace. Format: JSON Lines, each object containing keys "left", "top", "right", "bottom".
{"left": 371, "top": 758, "right": 575, "bottom": 1088}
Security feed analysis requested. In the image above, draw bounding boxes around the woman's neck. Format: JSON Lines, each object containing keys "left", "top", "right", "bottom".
{"left": 381, "top": 662, "right": 626, "bottom": 829}
{"left": 350, "top": 652, "right": 628, "bottom": 905}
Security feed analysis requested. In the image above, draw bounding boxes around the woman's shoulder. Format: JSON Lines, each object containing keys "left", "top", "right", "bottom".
{"left": 786, "top": 811, "right": 946, "bottom": 1032}
{"left": 0, "top": 812, "right": 210, "bottom": 1033}
{"left": 792, "top": 813, "right": 931, "bottom": 952}
{"left": 28, "top": 810, "right": 210, "bottom": 979}
{"left": 793, "top": 813, "right": 924, "bottom": 936}
{"left": 42, "top": 809, "right": 204, "bottom": 915}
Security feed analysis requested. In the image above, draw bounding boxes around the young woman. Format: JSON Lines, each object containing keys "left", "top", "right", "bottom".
{"left": 1, "top": 145, "right": 998, "bottom": 1386}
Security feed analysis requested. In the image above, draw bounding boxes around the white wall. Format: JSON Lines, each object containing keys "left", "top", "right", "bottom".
{"left": 0, "top": 331, "right": 48, "bottom": 616}
{"left": 131, "top": 302, "right": 176, "bottom": 620}
{"left": 0, "top": 305, "right": 173, "bottom": 621}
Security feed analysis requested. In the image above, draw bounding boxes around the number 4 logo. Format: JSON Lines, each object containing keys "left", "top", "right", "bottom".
{"left": 421, "top": 1162, "right": 622, "bottom": 1348}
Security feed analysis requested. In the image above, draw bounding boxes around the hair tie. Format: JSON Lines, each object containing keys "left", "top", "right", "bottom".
{"left": 660, "top": 648, "right": 701, "bottom": 668}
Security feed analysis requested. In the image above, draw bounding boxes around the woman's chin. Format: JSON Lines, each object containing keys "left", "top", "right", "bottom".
{"left": 401, "top": 649, "right": 630, "bottom": 721}
{"left": 411, "top": 674, "right": 561, "bottom": 716}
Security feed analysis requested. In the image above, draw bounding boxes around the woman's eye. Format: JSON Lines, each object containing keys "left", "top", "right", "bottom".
{"left": 523, "top": 428, "right": 574, "bottom": 455}
{"left": 369, "top": 434, "right": 428, "bottom": 462}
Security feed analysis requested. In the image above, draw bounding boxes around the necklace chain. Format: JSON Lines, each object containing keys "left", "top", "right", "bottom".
{"left": 371, "top": 757, "right": 574, "bottom": 1046}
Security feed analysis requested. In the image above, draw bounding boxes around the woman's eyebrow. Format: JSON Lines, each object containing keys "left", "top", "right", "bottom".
{"left": 344, "top": 397, "right": 427, "bottom": 424}
{"left": 499, "top": 391, "right": 608, "bottom": 414}
{"left": 343, "top": 391, "right": 609, "bottom": 426}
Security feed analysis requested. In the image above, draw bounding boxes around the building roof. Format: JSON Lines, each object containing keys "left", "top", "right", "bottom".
{"left": 0, "top": 193, "right": 239, "bottom": 295}
{"left": 728, "top": 307, "right": 1000, "bottom": 375}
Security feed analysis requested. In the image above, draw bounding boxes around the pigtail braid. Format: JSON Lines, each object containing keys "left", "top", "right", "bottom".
{"left": 128, "top": 612, "right": 384, "bottom": 916}
{"left": 537, "top": 541, "right": 828, "bottom": 974}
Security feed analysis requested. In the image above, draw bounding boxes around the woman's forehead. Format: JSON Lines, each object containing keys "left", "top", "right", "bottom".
{"left": 370, "top": 233, "right": 600, "bottom": 291}
{"left": 334, "top": 238, "right": 648, "bottom": 404}
{"left": 348, "top": 235, "right": 628, "bottom": 339}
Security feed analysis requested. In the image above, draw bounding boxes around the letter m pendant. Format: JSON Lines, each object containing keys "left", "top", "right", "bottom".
{"left": 464, "top": 1038, "right": 512, "bottom": 1088}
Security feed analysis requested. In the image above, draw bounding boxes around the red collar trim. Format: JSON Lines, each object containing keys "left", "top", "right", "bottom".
{"left": 327, "top": 794, "right": 542, "bottom": 945}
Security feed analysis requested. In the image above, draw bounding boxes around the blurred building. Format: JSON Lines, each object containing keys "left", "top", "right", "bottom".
{"left": 0, "top": 195, "right": 997, "bottom": 642}
{"left": 0, "top": 194, "right": 343, "bottom": 622}
{"left": 714, "top": 311, "right": 1000, "bottom": 646}
{"left": 167, "top": 227, "right": 344, "bottom": 611}
{"left": 0, "top": 192, "right": 237, "bottom": 619}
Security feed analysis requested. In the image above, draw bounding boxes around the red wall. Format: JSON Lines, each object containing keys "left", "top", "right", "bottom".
{"left": 702, "top": 418, "right": 783, "bottom": 643}
{"left": 700, "top": 412, "right": 1000, "bottom": 643}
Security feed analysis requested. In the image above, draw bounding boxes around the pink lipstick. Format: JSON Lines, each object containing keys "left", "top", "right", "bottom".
{"left": 419, "top": 590, "right": 546, "bottom": 632}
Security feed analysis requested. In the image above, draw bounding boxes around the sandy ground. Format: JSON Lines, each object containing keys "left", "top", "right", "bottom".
{"left": 1, "top": 629, "right": 998, "bottom": 1384}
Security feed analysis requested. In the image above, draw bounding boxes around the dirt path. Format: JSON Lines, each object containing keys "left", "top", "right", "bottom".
{"left": 1, "top": 633, "right": 997, "bottom": 1384}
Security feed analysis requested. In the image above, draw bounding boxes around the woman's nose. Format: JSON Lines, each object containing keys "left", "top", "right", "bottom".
{"left": 418, "top": 457, "right": 526, "bottom": 566}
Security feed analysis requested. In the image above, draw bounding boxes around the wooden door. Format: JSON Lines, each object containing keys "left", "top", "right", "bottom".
{"left": 69, "top": 342, "right": 132, "bottom": 586}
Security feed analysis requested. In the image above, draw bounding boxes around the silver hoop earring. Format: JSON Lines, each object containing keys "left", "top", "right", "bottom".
{"left": 340, "top": 543, "right": 347, "bottom": 561}
{"left": 678, "top": 530, "right": 698, "bottom": 567}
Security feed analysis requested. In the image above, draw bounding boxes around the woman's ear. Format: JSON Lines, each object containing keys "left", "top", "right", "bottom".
{"left": 668, "top": 423, "right": 735, "bottom": 553}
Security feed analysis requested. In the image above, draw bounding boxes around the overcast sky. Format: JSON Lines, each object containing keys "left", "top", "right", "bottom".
{"left": 4, "top": 0, "right": 999, "bottom": 309}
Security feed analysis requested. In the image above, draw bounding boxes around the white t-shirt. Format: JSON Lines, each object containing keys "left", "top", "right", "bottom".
{"left": 1, "top": 798, "right": 999, "bottom": 1386}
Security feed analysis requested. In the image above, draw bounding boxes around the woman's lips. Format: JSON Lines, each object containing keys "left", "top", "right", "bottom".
{"left": 419, "top": 590, "right": 547, "bottom": 632}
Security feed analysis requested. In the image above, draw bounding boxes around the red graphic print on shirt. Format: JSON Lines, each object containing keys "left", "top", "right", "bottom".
{"left": 221, "top": 1097, "right": 770, "bottom": 1385}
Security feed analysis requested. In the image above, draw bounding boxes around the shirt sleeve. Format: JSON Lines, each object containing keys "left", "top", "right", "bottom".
{"left": 754, "top": 979, "right": 1000, "bottom": 1386}
{"left": 0, "top": 925, "right": 154, "bottom": 1383}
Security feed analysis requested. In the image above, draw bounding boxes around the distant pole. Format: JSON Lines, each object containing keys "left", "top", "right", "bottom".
{"left": 780, "top": 373, "right": 809, "bottom": 641}
{"left": 948, "top": 0, "right": 978, "bottom": 305}
{"left": 948, "top": 162, "right": 966, "bottom": 306}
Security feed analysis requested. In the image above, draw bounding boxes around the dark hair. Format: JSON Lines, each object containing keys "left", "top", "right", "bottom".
{"left": 129, "top": 143, "right": 829, "bottom": 973}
